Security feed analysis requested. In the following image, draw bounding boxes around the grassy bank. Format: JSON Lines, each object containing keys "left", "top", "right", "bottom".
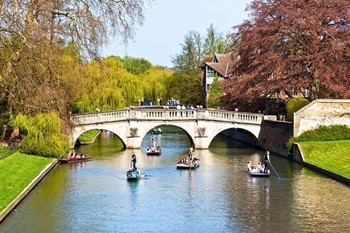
{"left": 299, "top": 140, "right": 350, "bottom": 179}
{"left": 78, "top": 129, "right": 100, "bottom": 144}
{"left": 0, "top": 152, "right": 54, "bottom": 211}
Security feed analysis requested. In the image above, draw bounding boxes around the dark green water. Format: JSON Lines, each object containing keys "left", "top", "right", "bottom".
{"left": 1, "top": 126, "right": 349, "bottom": 233}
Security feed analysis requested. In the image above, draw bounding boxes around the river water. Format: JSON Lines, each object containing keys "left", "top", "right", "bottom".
{"left": 1, "top": 126, "right": 349, "bottom": 233}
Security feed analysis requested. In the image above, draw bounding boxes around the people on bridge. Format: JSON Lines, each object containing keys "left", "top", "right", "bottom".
{"left": 131, "top": 151, "right": 137, "bottom": 170}
{"left": 264, "top": 150, "right": 270, "bottom": 173}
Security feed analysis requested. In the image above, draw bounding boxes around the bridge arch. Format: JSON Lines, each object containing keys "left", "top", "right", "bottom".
{"left": 70, "top": 108, "right": 264, "bottom": 149}
{"left": 140, "top": 124, "right": 195, "bottom": 147}
{"left": 204, "top": 123, "right": 261, "bottom": 148}
{"left": 71, "top": 124, "right": 127, "bottom": 148}
{"left": 207, "top": 127, "right": 261, "bottom": 148}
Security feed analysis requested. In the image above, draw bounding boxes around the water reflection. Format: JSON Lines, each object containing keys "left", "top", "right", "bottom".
{"left": 1, "top": 126, "right": 349, "bottom": 233}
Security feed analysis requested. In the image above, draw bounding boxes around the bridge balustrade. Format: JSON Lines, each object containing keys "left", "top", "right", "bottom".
{"left": 70, "top": 108, "right": 263, "bottom": 125}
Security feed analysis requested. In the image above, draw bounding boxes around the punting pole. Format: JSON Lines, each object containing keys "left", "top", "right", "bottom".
{"left": 269, "top": 160, "right": 280, "bottom": 179}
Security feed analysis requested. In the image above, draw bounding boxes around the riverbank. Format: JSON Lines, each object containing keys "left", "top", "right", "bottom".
{"left": 0, "top": 152, "right": 57, "bottom": 222}
{"left": 299, "top": 141, "right": 350, "bottom": 178}
{"left": 78, "top": 129, "right": 100, "bottom": 145}
{"left": 292, "top": 141, "right": 350, "bottom": 185}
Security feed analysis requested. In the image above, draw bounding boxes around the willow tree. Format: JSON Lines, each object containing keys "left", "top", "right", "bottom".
{"left": 11, "top": 111, "right": 70, "bottom": 158}
{"left": 0, "top": 0, "right": 149, "bottom": 117}
{"left": 223, "top": 0, "right": 350, "bottom": 110}
{"left": 75, "top": 56, "right": 140, "bottom": 112}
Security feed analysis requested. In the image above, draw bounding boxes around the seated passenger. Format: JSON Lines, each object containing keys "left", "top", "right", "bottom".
{"left": 257, "top": 162, "right": 263, "bottom": 173}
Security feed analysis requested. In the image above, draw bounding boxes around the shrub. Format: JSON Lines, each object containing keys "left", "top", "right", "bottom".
{"left": 285, "top": 96, "right": 309, "bottom": 121}
{"left": 287, "top": 125, "right": 350, "bottom": 150}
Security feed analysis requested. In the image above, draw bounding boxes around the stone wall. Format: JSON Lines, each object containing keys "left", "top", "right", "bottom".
{"left": 223, "top": 120, "right": 293, "bottom": 156}
{"left": 293, "top": 99, "right": 350, "bottom": 137}
{"left": 258, "top": 120, "right": 293, "bottom": 156}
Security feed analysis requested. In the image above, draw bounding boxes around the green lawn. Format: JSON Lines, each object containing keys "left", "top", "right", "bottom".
{"left": 78, "top": 129, "right": 100, "bottom": 144}
{"left": 299, "top": 140, "right": 350, "bottom": 179}
{"left": 0, "top": 152, "right": 54, "bottom": 211}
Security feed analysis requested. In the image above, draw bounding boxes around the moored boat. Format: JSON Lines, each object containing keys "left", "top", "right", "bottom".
{"left": 176, "top": 158, "right": 200, "bottom": 169}
{"left": 59, "top": 154, "right": 92, "bottom": 163}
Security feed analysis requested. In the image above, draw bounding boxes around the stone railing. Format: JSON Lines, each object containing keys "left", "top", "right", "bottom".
{"left": 70, "top": 108, "right": 264, "bottom": 126}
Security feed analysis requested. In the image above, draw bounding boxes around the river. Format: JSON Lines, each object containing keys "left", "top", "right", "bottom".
{"left": 1, "top": 126, "right": 349, "bottom": 233}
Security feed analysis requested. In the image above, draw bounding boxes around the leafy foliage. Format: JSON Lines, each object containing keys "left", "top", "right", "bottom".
{"left": 207, "top": 77, "right": 225, "bottom": 109}
{"left": 166, "top": 71, "right": 201, "bottom": 106}
{"left": 122, "top": 57, "right": 152, "bottom": 75}
{"left": 11, "top": 112, "right": 70, "bottom": 158}
{"left": 285, "top": 97, "right": 309, "bottom": 121}
{"left": 171, "top": 24, "right": 230, "bottom": 106}
{"left": 172, "top": 31, "right": 203, "bottom": 74}
{"left": 203, "top": 24, "right": 230, "bottom": 55}
{"left": 74, "top": 56, "right": 173, "bottom": 112}
{"left": 223, "top": 0, "right": 350, "bottom": 107}
{"left": 0, "top": 0, "right": 148, "bottom": 118}
{"left": 288, "top": 125, "right": 350, "bottom": 150}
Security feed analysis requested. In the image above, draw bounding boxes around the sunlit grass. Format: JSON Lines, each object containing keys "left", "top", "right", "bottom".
{"left": 299, "top": 140, "right": 350, "bottom": 179}
{"left": 78, "top": 130, "right": 100, "bottom": 143}
{"left": 0, "top": 152, "right": 54, "bottom": 211}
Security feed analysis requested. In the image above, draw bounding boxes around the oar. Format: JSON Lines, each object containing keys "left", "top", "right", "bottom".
{"left": 269, "top": 159, "right": 280, "bottom": 179}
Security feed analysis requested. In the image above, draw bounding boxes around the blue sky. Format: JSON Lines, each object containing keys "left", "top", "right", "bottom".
{"left": 102, "top": 0, "right": 252, "bottom": 67}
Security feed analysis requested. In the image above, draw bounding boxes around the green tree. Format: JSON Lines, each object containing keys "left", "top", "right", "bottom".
{"left": 0, "top": 0, "right": 148, "bottom": 117}
{"left": 172, "top": 31, "right": 202, "bottom": 74}
{"left": 286, "top": 97, "right": 310, "bottom": 121}
{"left": 122, "top": 57, "right": 152, "bottom": 75}
{"left": 206, "top": 77, "right": 225, "bottom": 109}
{"left": 166, "top": 71, "right": 201, "bottom": 106}
{"left": 171, "top": 25, "right": 230, "bottom": 107}
{"left": 203, "top": 24, "right": 229, "bottom": 55}
{"left": 11, "top": 111, "right": 69, "bottom": 158}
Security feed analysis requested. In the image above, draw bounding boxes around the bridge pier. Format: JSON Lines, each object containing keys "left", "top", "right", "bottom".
{"left": 193, "top": 137, "right": 210, "bottom": 149}
{"left": 126, "top": 137, "right": 142, "bottom": 149}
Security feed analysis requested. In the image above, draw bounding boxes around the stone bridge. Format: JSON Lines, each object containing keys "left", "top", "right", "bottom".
{"left": 70, "top": 108, "right": 264, "bottom": 149}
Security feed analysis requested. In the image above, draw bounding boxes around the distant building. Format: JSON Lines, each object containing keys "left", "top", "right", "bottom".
{"left": 199, "top": 53, "right": 235, "bottom": 107}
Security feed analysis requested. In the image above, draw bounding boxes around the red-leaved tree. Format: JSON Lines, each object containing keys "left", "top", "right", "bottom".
{"left": 223, "top": 0, "right": 350, "bottom": 111}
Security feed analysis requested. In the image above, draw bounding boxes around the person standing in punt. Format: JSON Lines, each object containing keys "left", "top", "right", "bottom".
{"left": 264, "top": 150, "right": 270, "bottom": 173}
{"left": 131, "top": 151, "right": 137, "bottom": 170}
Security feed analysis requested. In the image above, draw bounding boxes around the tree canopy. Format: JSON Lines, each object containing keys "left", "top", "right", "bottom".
{"left": 170, "top": 25, "right": 230, "bottom": 106}
{"left": 0, "top": 0, "right": 148, "bottom": 116}
{"left": 223, "top": 0, "right": 350, "bottom": 110}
